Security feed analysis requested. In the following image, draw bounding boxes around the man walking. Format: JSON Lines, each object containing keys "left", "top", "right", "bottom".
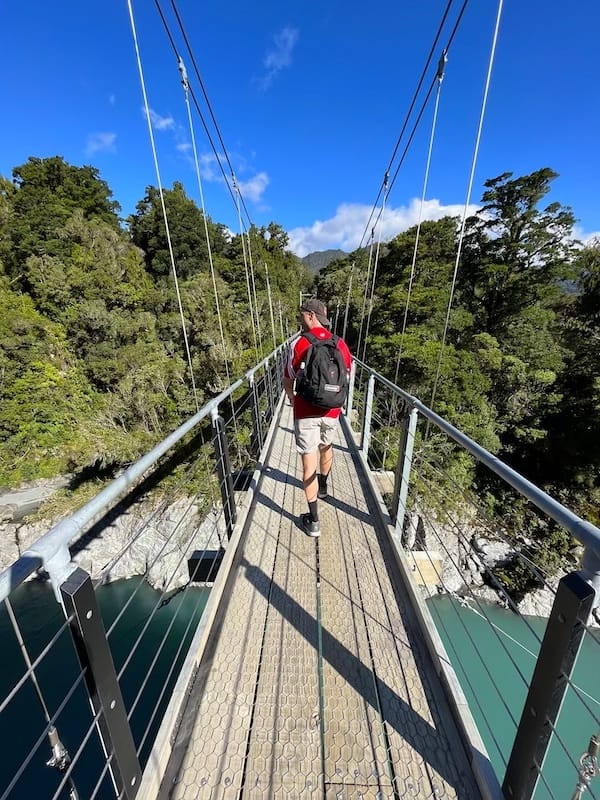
{"left": 283, "top": 299, "right": 352, "bottom": 537}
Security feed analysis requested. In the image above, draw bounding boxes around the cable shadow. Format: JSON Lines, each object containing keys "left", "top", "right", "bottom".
{"left": 254, "top": 491, "right": 297, "bottom": 525}
{"left": 262, "top": 467, "right": 303, "bottom": 490}
{"left": 323, "top": 495, "right": 374, "bottom": 527}
{"left": 240, "top": 557, "right": 479, "bottom": 791}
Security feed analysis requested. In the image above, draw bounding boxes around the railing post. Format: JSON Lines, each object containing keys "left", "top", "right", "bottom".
{"left": 249, "top": 373, "right": 263, "bottom": 457}
{"left": 361, "top": 372, "right": 375, "bottom": 457}
{"left": 345, "top": 360, "right": 357, "bottom": 425}
{"left": 211, "top": 408, "right": 237, "bottom": 539}
{"left": 503, "top": 570, "right": 595, "bottom": 800}
{"left": 61, "top": 567, "right": 141, "bottom": 799}
{"left": 274, "top": 348, "right": 284, "bottom": 396}
{"left": 264, "top": 357, "right": 275, "bottom": 421}
{"left": 392, "top": 406, "right": 418, "bottom": 539}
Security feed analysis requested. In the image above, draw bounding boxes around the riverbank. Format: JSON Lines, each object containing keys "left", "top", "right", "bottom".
{"left": 0, "top": 479, "right": 228, "bottom": 590}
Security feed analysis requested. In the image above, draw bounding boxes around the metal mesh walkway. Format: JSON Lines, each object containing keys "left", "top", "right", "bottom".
{"left": 160, "top": 403, "right": 483, "bottom": 799}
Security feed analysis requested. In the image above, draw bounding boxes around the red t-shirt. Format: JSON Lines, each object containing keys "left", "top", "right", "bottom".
{"left": 284, "top": 327, "right": 352, "bottom": 419}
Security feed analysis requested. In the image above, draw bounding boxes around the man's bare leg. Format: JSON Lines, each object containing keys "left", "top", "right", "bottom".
{"left": 301, "top": 450, "right": 319, "bottom": 514}
{"left": 319, "top": 443, "right": 333, "bottom": 477}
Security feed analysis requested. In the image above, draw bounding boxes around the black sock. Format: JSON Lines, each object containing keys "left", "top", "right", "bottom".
{"left": 308, "top": 500, "right": 319, "bottom": 522}
{"left": 318, "top": 474, "right": 328, "bottom": 489}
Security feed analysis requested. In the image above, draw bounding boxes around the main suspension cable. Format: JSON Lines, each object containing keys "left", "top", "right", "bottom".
{"left": 428, "top": 0, "right": 504, "bottom": 420}
{"left": 357, "top": 0, "right": 459, "bottom": 251}
{"left": 167, "top": 0, "right": 254, "bottom": 227}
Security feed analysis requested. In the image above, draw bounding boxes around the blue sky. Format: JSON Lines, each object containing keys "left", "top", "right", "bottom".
{"left": 2, "top": 0, "right": 599, "bottom": 256}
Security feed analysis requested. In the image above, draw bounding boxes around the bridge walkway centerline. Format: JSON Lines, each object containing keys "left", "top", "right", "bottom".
{"left": 156, "top": 401, "right": 485, "bottom": 799}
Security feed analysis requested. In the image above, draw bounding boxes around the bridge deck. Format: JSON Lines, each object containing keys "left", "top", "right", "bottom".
{"left": 159, "top": 403, "right": 484, "bottom": 799}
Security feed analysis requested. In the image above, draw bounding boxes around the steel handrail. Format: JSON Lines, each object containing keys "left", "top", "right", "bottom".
{"left": 353, "top": 357, "right": 600, "bottom": 555}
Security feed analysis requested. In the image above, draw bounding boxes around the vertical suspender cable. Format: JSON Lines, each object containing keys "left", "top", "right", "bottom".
{"left": 278, "top": 302, "right": 285, "bottom": 343}
{"left": 381, "top": 53, "right": 448, "bottom": 470}
{"left": 394, "top": 51, "right": 447, "bottom": 385}
{"left": 428, "top": 0, "right": 504, "bottom": 423}
{"left": 356, "top": 229, "right": 376, "bottom": 360}
{"left": 246, "top": 229, "right": 263, "bottom": 352}
{"left": 264, "top": 262, "right": 278, "bottom": 350}
{"left": 177, "top": 57, "right": 240, "bottom": 465}
{"left": 178, "top": 58, "right": 233, "bottom": 391}
{"left": 127, "top": 0, "right": 200, "bottom": 412}
{"left": 361, "top": 171, "right": 390, "bottom": 363}
{"left": 341, "top": 261, "right": 355, "bottom": 342}
{"left": 233, "top": 177, "right": 259, "bottom": 361}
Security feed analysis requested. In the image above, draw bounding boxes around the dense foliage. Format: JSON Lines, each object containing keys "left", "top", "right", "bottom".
{"left": 315, "top": 168, "right": 599, "bottom": 589}
{"left": 0, "top": 156, "right": 309, "bottom": 486}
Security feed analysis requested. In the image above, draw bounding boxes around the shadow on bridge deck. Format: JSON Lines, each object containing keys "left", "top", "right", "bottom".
{"left": 145, "top": 400, "right": 495, "bottom": 799}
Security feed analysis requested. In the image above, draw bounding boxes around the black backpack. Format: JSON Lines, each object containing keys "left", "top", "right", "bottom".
{"left": 295, "top": 332, "right": 349, "bottom": 409}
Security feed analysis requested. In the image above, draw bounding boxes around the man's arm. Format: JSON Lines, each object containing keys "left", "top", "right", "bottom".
{"left": 283, "top": 376, "right": 295, "bottom": 405}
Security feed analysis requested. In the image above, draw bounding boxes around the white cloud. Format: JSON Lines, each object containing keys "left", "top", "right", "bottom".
{"left": 147, "top": 108, "right": 175, "bottom": 131}
{"left": 573, "top": 225, "right": 600, "bottom": 246}
{"left": 85, "top": 132, "right": 117, "bottom": 156}
{"left": 287, "top": 198, "right": 480, "bottom": 257}
{"left": 238, "top": 171, "right": 269, "bottom": 203}
{"left": 260, "top": 27, "right": 298, "bottom": 90}
{"left": 197, "top": 152, "right": 223, "bottom": 182}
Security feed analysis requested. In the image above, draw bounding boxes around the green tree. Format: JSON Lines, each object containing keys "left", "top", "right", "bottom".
{"left": 129, "top": 182, "right": 227, "bottom": 280}
{"left": 4, "top": 156, "right": 120, "bottom": 280}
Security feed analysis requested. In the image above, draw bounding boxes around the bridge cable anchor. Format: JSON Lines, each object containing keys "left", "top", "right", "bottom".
{"left": 571, "top": 732, "right": 599, "bottom": 800}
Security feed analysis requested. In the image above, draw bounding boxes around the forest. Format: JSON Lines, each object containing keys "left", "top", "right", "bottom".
{"left": 1, "top": 157, "right": 599, "bottom": 588}
{"left": 0, "top": 156, "right": 310, "bottom": 489}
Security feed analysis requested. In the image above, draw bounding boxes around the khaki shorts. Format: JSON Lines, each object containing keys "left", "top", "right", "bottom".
{"left": 294, "top": 416, "right": 339, "bottom": 455}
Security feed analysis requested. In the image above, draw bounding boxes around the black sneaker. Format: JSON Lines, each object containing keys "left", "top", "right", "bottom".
{"left": 300, "top": 513, "right": 320, "bottom": 538}
{"left": 317, "top": 475, "right": 328, "bottom": 500}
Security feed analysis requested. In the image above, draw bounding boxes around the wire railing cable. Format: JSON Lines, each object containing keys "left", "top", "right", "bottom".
{"left": 135, "top": 582, "right": 210, "bottom": 755}
{"left": 0, "top": 671, "right": 87, "bottom": 800}
{"left": 0, "top": 611, "right": 74, "bottom": 716}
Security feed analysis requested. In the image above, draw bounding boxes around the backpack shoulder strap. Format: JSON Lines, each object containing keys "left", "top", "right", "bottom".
{"left": 301, "top": 331, "right": 319, "bottom": 345}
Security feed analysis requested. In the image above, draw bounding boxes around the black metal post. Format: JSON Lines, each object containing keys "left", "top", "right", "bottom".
{"left": 264, "top": 359, "right": 275, "bottom": 421}
{"left": 61, "top": 568, "right": 141, "bottom": 799}
{"left": 503, "top": 571, "right": 595, "bottom": 800}
{"left": 249, "top": 377, "right": 264, "bottom": 457}
{"left": 212, "top": 413, "right": 237, "bottom": 538}
{"left": 391, "top": 409, "right": 410, "bottom": 524}
{"left": 274, "top": 349, "right": 284, "bottom": 395}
